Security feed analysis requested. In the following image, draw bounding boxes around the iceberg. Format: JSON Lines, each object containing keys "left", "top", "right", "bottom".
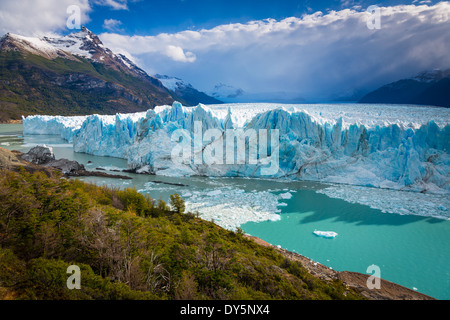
{"left": 279, "top": 192, "right": 293, "bottom": 199}
{"left": 313, "top": 230, "right": 338, "bottom": 238}
{"left": 23, "top": 102, "right": 450, "bottom": 194}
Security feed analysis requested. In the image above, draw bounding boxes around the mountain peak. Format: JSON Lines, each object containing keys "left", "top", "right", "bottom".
{"left": 154, "top": 74, "right": 223, "bottom": 105}
{"left": 0, "top": 32, "right": 79, "bottom": 61}
{"left": 1, "top": 29, "right": 158, "bottom": 83}
{"left": 42, "top": 27, "right": 105, "bottom": 59}
{"left": 40, "top": 29, "right": 151, "bottom": 79}
{"left": 411, "top": 68, "right": 450, "bottom": 83}
{"left": 359, "top": 67, "right": 450, "bottom": 107}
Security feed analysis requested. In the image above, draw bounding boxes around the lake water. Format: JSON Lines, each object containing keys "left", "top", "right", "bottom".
{"left": 1, "top": 123, "right": 449, "bottom": 300}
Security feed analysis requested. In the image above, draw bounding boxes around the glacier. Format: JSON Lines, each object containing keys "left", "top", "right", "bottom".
{"left": 23, "top": 102, "right": 450, "bottom": 194}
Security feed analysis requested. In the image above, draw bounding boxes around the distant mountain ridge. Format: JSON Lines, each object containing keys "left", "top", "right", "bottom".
{"left": 154, "top": 74, "right": 222, "bottom": 106}
{"left": 359, "top": 68, "right": 450, "bottom": 107}
{"left": 0, "top": 27, "right": 176, "bottom": 122}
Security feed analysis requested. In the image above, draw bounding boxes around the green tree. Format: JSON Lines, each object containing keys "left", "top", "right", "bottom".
{"left": 169, "top": 193, "right": 185, "bottom": 214}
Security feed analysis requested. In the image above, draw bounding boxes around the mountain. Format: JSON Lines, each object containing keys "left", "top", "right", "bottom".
{"left": 359, "top": 69, "right": 450, "bottom": 107}
{"left": 154, "top": 74, "right": 222, "bottom": 106}
{"left": 0, "top": 27, "right": 176, "bottom": 122}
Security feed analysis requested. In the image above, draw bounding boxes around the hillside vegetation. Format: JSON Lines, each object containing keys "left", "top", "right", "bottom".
{"left": 0, "top": 168, "right": 365, "bottom": 300}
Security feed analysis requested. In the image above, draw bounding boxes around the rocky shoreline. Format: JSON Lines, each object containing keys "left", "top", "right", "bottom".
{"left": 0, "top": 119, "right": 22, "bottom": 124}
{"left": 0, "top": 145, "right": 131, "bottom": 180}
{"left": 245, "top": 235, "right": 435, "bottom": 300}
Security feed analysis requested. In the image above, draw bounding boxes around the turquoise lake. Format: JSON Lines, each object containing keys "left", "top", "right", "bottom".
{"left": 1, "top": 123, "right": 449, "bottom": 299}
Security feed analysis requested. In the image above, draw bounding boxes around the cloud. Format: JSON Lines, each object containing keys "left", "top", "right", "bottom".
{"left": 103, "top": 18, "right": 123, "bottom": 32}
{"left": 165, "top": 45, "right": 196, "bottom": 63}
{"left": 92, "top": 0, "right": 142, "bottom": 11}
{"left": 92, "top": 0, "right": 128, "bottom": 10}
{"left": 0, "top": 0, "right": 91, "bottom": 36}
{"left": 99, "top": 2, "right": 450, "bottom": 100}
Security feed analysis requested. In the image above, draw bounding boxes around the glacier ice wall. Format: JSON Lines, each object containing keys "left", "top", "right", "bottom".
{"left": 22, "top": 115, "right": 87, "bottom": 143}
{"left": 23, "top": 102, "right": 450, "bottom": 193}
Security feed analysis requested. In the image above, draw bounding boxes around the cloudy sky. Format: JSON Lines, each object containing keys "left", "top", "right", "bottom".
{"left": 1, "top": 0, "right": 450, "bottom": 101}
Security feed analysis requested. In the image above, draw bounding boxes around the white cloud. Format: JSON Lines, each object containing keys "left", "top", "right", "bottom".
{"left": 103, "top": 18, "right": 123, "bottom": 32}
{"left": 0, "top": 0, "right": 91, "bottom": 36}
{"left": 92, "top": 0, "right": 142, "bottom": 11}
{"left": 92, "top": 0, "right": 128, "bottom": 10}
{"left": 165, "top": 45, "right": 196, "bottom": 63}
{"left": 99, "top": 2, "right": 450, "bottom": 100}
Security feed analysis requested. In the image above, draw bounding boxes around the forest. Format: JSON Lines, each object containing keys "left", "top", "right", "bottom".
{"left": 0, "top": 167, "right": 365, "bottom": 300}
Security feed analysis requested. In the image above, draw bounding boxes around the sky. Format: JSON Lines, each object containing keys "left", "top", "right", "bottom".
{"left": 1, "top": 0, "right": 450, "bottom": 102}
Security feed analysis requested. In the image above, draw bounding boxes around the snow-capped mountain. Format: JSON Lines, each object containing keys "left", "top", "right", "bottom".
{"left": 0, "top": 28, "right": 175, "bottom": 121}
{"left": 41, "top": 27, "right": 155, "bottom": 81}
{"left": 154, "top": 74, "right": 222, "bottom": 106}
{"left": 359, "top": 68, "right": 450, "bottom": 107}
{"left": 1, "top": 32, "right": 87, "bottom": 64}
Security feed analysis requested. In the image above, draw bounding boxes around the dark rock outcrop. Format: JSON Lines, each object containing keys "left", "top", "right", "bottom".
{"left": 20, "top": 145, "right": 55, "bottom": 165}
{"left": 19, "top": 145, "right": 130, "bottom": 179}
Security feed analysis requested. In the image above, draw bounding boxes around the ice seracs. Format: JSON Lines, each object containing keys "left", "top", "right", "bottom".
{"left": 23, "top": 102, "right": 450, "bottom": 195}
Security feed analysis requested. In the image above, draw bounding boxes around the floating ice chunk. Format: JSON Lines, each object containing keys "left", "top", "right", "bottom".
{"left": 136, "top": 165, "right": 150, "bottom": 174}
{"left": 279, "top": 192, "right": 293, "bottom": 199}
{"left": 184, "top": 187, "right": 281, "bottom": 230}
{"left": 313, "top": 230, "right": 338, "bottom": 238}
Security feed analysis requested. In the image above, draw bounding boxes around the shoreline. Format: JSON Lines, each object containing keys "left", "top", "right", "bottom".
{"left": 0, "top": 120, "right": 23, "bottom": 124}
{"left": 0, "top": 147, "right": 132, "bottom": 180}
{"left": 244, "top": 234, "right": 435, "bottom": 300}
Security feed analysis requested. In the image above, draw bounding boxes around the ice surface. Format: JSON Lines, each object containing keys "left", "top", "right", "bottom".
{"left": 317, "top": 184, "right": 450, "bottom": 220}
{"left": 137, "top": 181, "right": 285, "bottom": 231}
{"left": 23, "top": 102, "right": 450, "bottom": 196}
{"left": 183, "top": 186, "right": 282, "bottom": 231}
